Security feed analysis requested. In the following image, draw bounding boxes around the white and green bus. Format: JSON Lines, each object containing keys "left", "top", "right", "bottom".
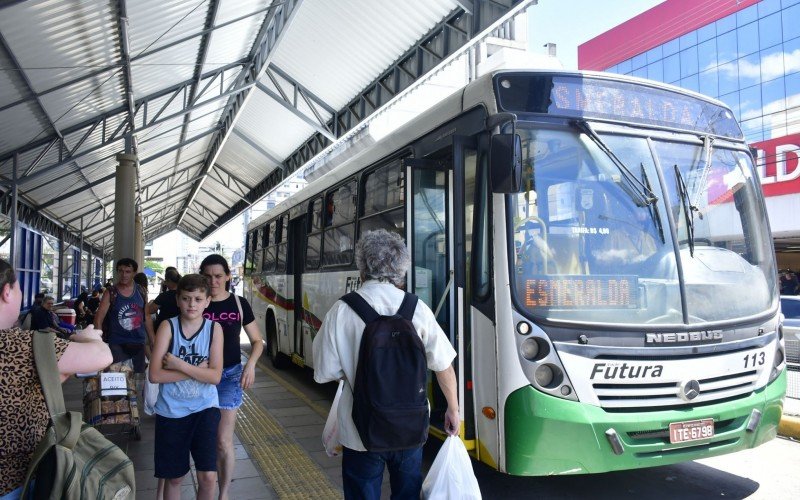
{"left": 244, "top": 69, "right": 787, "bottom": 475}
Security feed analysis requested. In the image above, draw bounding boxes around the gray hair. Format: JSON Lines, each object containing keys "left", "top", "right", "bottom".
{"left": 355, "top": 229, "right": 410, "bottom": 287}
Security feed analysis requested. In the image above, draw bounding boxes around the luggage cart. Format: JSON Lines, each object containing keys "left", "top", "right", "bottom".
{"left": 81, "top": 360, "right": 141, "bottom": 441}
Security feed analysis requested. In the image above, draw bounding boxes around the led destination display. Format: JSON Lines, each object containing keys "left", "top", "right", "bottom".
{"left": 523, "top": 275, "right": 638, "bottom": 309}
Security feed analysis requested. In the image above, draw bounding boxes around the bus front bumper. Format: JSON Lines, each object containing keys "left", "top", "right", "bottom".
{"left": 503, "top": 369, "right": 786, "bottom": 475}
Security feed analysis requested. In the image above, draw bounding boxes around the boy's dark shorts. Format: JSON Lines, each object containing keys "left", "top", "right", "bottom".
{"left": 154, "top": 407, "right": 221, "bottom": 479}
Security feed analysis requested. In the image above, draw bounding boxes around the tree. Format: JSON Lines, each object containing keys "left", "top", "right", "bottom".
{"left": 144, "top": 260, "right": 164, "bottom": 274}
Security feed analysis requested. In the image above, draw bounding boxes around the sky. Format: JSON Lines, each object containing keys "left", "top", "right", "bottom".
{"left": 527, "top": 0, "right": 664, "bottom": 69}
{"left": 151, "top": 0, "right": 667, "bottom": 264}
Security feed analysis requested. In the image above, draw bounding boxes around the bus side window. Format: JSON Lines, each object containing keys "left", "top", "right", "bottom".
{"left": 277, "top": 215, "right": 288, "bottom": 273}
{"left": 307, "top": 198, "right": 323, "bottom": 269}
{"left": 359, "top": 161, "right": 405, "bottom": 236}
{"left": 323, "top": 181, "right": 357, "bottom": 267}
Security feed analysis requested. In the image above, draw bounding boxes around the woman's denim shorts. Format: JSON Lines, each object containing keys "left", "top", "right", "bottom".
{"left": 216, "top": 363, "right": 243, "bottom": 410}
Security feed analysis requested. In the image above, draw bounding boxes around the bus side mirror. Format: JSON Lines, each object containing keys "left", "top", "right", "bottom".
{"left": 490, "top": 133, "right": 522, "bottom": 193}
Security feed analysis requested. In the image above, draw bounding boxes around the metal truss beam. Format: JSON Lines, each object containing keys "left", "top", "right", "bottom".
{"left": 173, "top": 0, "right": 220, "bottom": 176}
{"left": 117, "top": 1, "right": 136, "bottom": 134}
{"left": 231, "top": 128, "right": 283, "bottom": 167}
{"left": 198, "top": 0, "right": 522, "bottom": 239}
{"left": 256, "top": 81, "right": 335, "bottom": 141}
{"left": 177, "top": 0, "right": 303, "bottom": 227}
{"left": 0, "top": 60, "right": 247, "bottom": 173}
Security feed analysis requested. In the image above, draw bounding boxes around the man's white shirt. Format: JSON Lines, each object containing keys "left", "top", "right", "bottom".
{"left": 312, "top": 280, "right": 456, "bottom": 451}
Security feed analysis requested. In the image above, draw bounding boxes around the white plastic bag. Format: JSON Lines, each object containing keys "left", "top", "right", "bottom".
{"left": 143, "top": 366, "right": 159, "bottom": 416}
{"left": 322, "top": 381, "right": 344, "bottom": 457}
{"left": 421, "top": 436, "right": 482, "bottom": 500}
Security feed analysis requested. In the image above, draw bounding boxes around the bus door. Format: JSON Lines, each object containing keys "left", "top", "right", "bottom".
{"left": 288, "top": 215, "right": 306, "bottom": 363}
{"left": 405, "top": 135, "right": 476, "bottom": 445}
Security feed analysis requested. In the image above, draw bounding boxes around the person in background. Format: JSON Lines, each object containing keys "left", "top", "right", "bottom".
{"left": 312, "top": 229, "right": 459, "bottom": 499}
{"left": 161, "top": 267, "right": 178, "bottom": 294}
{"left": 0, "top": 258, "right": 112, "bottom": 500}
{"left": 134, "top": 272, "right": 149, "bottom": 292}
{"left": 147, "top": 268, "right": 181, "bottom": 349}
{"left": 780, "top": 269, "right": 799, "bottom": 295}
{"left": 85, "top": 289, "right": 101, "bottom": 315}
{"left": 199, "top": 254, "right": 264, "bottom": 500}
{"left": 73, "top": 286, "right": 90, "bottom": 325}
{"left": 93, "top": 258, "right": 153, "bottom": 374}
{"left": 31, "top": 296, "right": 72, "bottom": 338}
{"left": 149, "top": 274, "right": 223, "bottom": 500}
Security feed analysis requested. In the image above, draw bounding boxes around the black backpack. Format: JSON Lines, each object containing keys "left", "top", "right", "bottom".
{"left": 340, "top": 291, "right": 429, "bottom": 452}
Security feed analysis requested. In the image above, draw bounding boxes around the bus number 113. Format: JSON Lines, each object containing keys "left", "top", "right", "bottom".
{"left": 743, "top": 351, "right": 765, "bottom": 368}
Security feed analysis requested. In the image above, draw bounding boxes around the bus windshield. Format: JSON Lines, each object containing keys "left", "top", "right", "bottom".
{"left": 510, "top": 124, "right": 776, "bottom": 326}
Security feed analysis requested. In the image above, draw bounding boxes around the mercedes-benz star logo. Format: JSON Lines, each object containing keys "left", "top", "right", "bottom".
{"left": 679, "top": 380, "right": 701, "bottom": 401}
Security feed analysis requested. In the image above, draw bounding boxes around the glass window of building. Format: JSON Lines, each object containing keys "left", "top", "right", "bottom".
{"left": 737, "top": 4, "right": 759, "bottom": 26}
{"left": 758, "top": 12, "right": 783, "bottom": 49}
{"left": 699, "top": 67, "right": 719, "bottom": 96}
{"left": 758, "top": 0, "right": 781, "bottom": 17}
{"left": 738, "top": 53, "right": 761, "bottom": 88}
{"left": 647, "top": 62, "right": 664, "bottom": 81}
{"left": 646, "top": 45, "right": 662, "bottom": 64}
{"left": 717, "top": 30, "right": 738, "bottom": 64}
{"left": 664, "top": 53, "right": 680, "bottom": 83}
{"left": 716, "top": 13, "right": 736, "bottom": 35}
{"left": 698, "top": 38, "right": 717, "bottom": 70}
{"left": 737, "top": 21, "right": 759, "bottom": 57}
{"left": 663, "top": 38, "right": 680, "bottom": 56}
{"left": 783, "top": 3, "right": 800, "bottom": 40}
{"left": 718, "top": 60, "right": 739, "bottom": 94}
{"left": 697, "top": 23, "right": 716, "bottom": 42}
{"left": 679, "top": 30, "right": 697, "bottom": 50}
{"left": 680, "top": 47, "right": 699, "bottom": 77}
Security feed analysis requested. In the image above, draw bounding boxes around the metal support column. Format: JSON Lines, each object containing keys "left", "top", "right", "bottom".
{"left": 10, "top": 153, "right": 18, "bottom": 268}
{"left": 134, "top": 215, "right": 143, "bottom": 270}
{"left": 114, "top": 153, "right": 138, "bottom": 270}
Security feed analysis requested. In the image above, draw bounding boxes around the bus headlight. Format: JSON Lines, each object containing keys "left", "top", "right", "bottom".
{"left": 519, "top": 337, "right": 549, "bottom": 361}
{"left": 520, "top": 338, "right": 539, "bottom": 360}
{"left": 534, "top": 365, "right": 554, "bottom": 386}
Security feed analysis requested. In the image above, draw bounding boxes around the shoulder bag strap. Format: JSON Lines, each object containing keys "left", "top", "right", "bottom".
{"left": 32, "top": 331, "right": 66, "bottom": 417}
{"left": 340, "top": 292, "right": 379, "bottom": 323}
{"left": 396, "top": 293, "right": 419, "bottom": 321}
{"left": 233, "top": 293, "right": 244, "bottom": 324}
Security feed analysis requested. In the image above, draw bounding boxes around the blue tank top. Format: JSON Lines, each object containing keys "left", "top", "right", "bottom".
{"left": 154, "top": 317, "right": 219, "bottom": 418}
{"left": 108, "top": 285, "right": 146, "bottom": 345}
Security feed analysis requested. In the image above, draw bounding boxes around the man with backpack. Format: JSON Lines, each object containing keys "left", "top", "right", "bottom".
{"left": 93, "top": 257, "right": 153, "bottom": 373}
{"left": 313, "top": 229, "right": 459, "bottom": 500}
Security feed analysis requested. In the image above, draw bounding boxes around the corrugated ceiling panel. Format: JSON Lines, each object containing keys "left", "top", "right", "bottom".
{"left": 39, "top": 73, "right": 125, "bottom": 130}
{"left": 201, "top": 4, "right": 266, "bottom": 76}
{"left": 0, "top": 0, "right": 119, "bottom": 92}
{"left": 203, "top": 174, "right": 245, "bottom": 207}
{"left": 71, "top": 114, "right": 127, "bottom": 157}
{"left": 215, "top": 134, "right": 277, "bottom": 185}
{"left": 195, "top": 174, "right": 241, "bottom": 210}
{"left": 127, "top": 0, "right": 209, "bottom": 59}
{"left": 258, "top": 72, "right": 334, "bottom": 132}
{"left": 270, "top": 0, "right": 457, "bottom": 109}
{"left": 185, "top": 104, "right": 224, "bottom": 137}
{"left": 235, "top": 88, "right": 315, "bottom": 158}
{"left": 132, "top": 37, "right": 200, "bottom": 99}
{"left": 189, "top": 193, "right": 227, "bottom": 221}
{"left": 216, "top": 0, "right": 271, "bottom": 26}
{"left": 0, "top": 46, "right": 25, "bottom": 108}
{"left": 0, "top": 101, "right": 49, "bottom": 154}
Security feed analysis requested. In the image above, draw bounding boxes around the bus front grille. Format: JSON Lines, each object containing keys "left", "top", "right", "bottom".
{"left": 592, "top": 370, "right": 758, "bottom": 410}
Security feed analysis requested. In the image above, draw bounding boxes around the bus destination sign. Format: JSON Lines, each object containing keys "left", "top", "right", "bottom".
{"left": 548, "top": 77, "right": 740, "bottom": 137}
{"left": 523, "top": 275, "right": 638, "bottom": 309}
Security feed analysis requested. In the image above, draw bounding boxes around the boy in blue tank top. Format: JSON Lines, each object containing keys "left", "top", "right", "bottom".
{"left": 149, "top": 274, "right": 223, "bottom": 500}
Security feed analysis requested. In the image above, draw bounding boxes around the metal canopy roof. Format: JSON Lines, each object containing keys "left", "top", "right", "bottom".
{"left": 0, "top": 0, "right": 525, "bottom": 254}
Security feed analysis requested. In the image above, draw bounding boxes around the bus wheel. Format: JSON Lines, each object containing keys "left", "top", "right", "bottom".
{"left": 267, "top": 318, "right": 290, "bottom": 369}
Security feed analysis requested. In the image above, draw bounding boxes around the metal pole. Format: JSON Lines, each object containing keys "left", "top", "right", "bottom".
{"left": 79, "top": 216, "right": 85, "bottom": 291}
{"left": 10, "top": 153, "right": 18, "bottom": 268}
{"left": 114, "top": 151, "right": 138, "bottom": 270}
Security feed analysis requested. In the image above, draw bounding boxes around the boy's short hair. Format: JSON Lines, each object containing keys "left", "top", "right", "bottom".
{"left": 116, "top": 257, "right": 138, "bottom": 272}
{"left": 177, "top": 274, "right": 210, "bottom": 296}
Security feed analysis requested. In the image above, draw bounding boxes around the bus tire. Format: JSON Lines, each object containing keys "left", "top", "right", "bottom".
{"left": 266, "top": 314, "right": 290, "bottom": 369}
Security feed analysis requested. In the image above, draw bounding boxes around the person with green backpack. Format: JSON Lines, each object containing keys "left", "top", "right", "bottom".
{"left": 0, "top": 258, "right": 115, "bottom": 499}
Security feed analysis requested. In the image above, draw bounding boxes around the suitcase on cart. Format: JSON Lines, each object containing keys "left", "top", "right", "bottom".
{"left": 80, "top": 359, "right": 141, "bottom": 441}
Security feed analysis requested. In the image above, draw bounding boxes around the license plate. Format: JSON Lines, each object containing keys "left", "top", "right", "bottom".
{"left": 669, "top": 418, "right": 714, "bottom": 444}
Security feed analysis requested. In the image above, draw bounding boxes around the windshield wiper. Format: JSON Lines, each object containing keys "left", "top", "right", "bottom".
{"left": 674, "top": 164, "right": 698, "bottom": 257}
{"left": 572, "top": 120, "right": 658, "bottom": 208}
{"left": 691, "top": 135, "right": 714, "bottom": 209}
{"left": 641, "top": 163, "right": 665, "bottom": 244}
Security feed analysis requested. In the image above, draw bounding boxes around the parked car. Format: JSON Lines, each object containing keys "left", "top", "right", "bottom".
{"left": 780, "top": 295, "right": 800, "bottom": 365}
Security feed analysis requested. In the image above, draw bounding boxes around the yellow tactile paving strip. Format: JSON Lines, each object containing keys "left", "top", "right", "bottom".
{"left": 237, "top": 391, "right": 342, "bottom": 499}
